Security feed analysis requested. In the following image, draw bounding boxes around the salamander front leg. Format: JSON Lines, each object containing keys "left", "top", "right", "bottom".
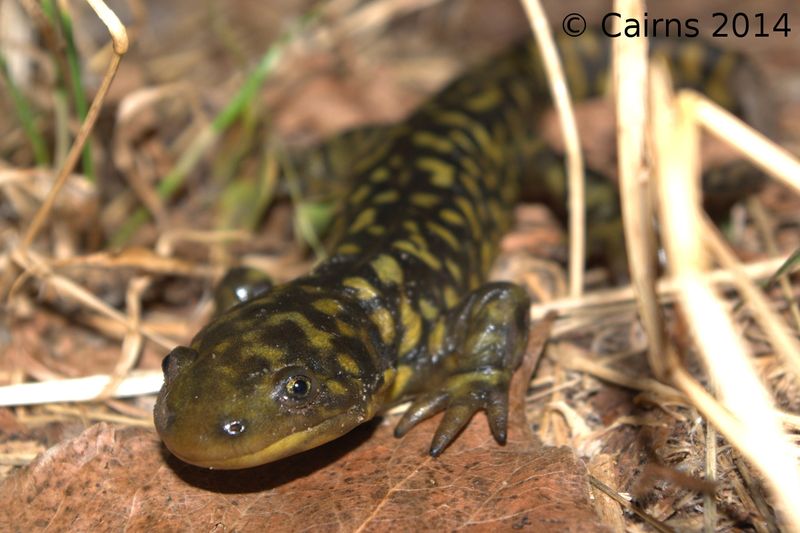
{"left": 394, "top": 282, "right": 531, "bottom": 456}
{"left": 213, "top": 266, "right": 273, "bottom": 314}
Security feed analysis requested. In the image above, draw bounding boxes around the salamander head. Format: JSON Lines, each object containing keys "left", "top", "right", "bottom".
{"left": 154, "top": 288, "right": 388, "bottom": 469}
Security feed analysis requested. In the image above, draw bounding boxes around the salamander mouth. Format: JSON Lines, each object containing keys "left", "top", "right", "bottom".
{"left": 163, "top": 410, "right": 365, "bottom": 470}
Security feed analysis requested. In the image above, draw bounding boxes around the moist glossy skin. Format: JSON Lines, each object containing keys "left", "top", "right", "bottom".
{"left": 154, "top": 35, "right": 762, "bottom": 469}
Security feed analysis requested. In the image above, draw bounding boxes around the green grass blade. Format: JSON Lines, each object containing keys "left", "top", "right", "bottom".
{"left": 42, "top": 0, "right": 94, "bottom": 180}
{"left": 109, "top": 12, "right": 318, "bottom": 248}
{"left": 0, "top": 53, "right": 50, "bottom": 166}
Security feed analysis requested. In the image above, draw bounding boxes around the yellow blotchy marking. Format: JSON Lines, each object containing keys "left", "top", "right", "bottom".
{"left": 336, "top": 243, "right": 361, "bottom": 255}
{"left": 354, "top": 141, "right": 391, "bottom": 173}
{"left": 450, "top": 129, "right": 475, "bottom": 152}
{"left": 444, "top": 285, "right": 460, "bottom": 310}
{"left": 677, "top": 43, "right": 704, "bottom": 86}
{"left": 460, "top": 156, "right": 480, "bottom": 177}
{"left": 465, "top": 87, "right": 503, "bottom": 112}
{"left": 349, "top": 183, "right": 371, "bottom": 205}
{"left": 399, "top": 296, "right": 422, "bottom": 357}
{"left": 370, "top": 167, "right": 390, "bottom": 182}
{"left": 459, "top": 173, "right": 482, "bottom": 200}
{"left": 327, "top": 380, "right": 348, "bottom": 396}
{"left": 349, "top": 207, "right": 376, "bottom": 233}
{"left": 455, "top": 196, "right": 482, "bottom": 238}
{"left": 266, "top": 312, "right": 333, "bottom": 351}
{"left": 370, "top": 254, "right": 403, "bottom": 285}
{"left": 210, "top": 339, "right": 232, "bottom": 354}
{"left": 343, "top": 277, "right": 380, "bottom": 301}
{"left": 388, "top": 364, "right": 413, "bottom": 400}
{"left": 245, "top": 344, "right": 286, "bottom": 361}
{"left": 469, "top": 271, "right": 481, "bottom": 290}
{"left": 427, "top": 317, "right": 446, "bottom": 356}
{"left": 500, "top": 181, "right": 517, "bottom": 205}
{"left": 403, "top": 220, "right": 420, "bottom": 235}
{"left": 445, "top": 258, "right": 462, "bottom": 284}
{"left": 484, "top": 170, "right": 498, "bottom": 190}
{"left": 562, "top": 41, "right": 588, "bottom": 99}
{"left": 336, "top": 319, "right": 356, "bottom": 337}
{"left": 409, "top": 233, "right": 427, "bottom": 250}
{"left": 412, "top": 131, "right": 454, "bottom": 153}
{"left": 706, "top": 53, "right": 737, "bottom": 108}
{"left": 418, "top": 157, "right": 455, "bottom": 188}
{"left": 439, "top": 208, "right": 465, "bottom": 226}
{"left": 409, "top": 192, "right": 441, "bottom": 208}
{"left": 426, "top": 221, "right": 459, "bottom": 251}
{"left": 367, "top": 225, "right": 386, "bottom": 236}
{"left": 373, "top": 189, "right": 399, "bottom": 204}
{"left": 481, "top": 240, "right": 495, "bottom": 275}
{"left": 364, "top": 366, "right": 396, "bottom": 415}
{"left": 488, "top": 198, "right": 507, "bottom": 227}
{"left": 419, "top": 297, "right": 439, "bottom": 321}
{"left": 311, "top": 298, "right": 342, "bottom": 315}
{"left": 435, "top": 110, "right": 472, "bottom": 129}
{"left": 336, "top": 353, "right": 361, "bottom": 376}
{"left": 509, "top": 81, "right": 532, "bottom": 108}
{"left": 437, "top": 111, "right": 499, "bottom": 162}
{"left": 370, "top": 306, "right": 395, "bottom": 344}
{"left": 544, "top": 164, "right": 566, "bottom": 198}
{"left": 392, "top": 240, "right": 442, "bottom": 270}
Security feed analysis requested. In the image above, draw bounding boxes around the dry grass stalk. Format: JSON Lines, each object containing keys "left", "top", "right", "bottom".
{"left": 0, "top": 370, "right": 163, "bottom": 407}
{"left": 612, "top": 0, "right": 666, "bottom": 380}
{"left": 691, "top": 96, "right": 800, "bottom": 194}
{"left": 518, "top": 0, "right": 585, "bottom": 298}
{"left": 20, "top": 0, "right": 127, "bottom": 248}
{"left": 530, "top": 255, "right": 788, "bottom": 323}
{"left": 9, "top": 247, "right": 176, "bottom": 350}
{"left": 650, "top": 63, "right": 800, "bottom": 530}
{"left": 700, "top": 216, "right": 800, "bottom": 380}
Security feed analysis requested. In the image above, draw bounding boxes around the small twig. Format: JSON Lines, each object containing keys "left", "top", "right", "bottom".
{"left": 519, "top": 0, "right": 585, "bottom": 298}
{"left": 589, "top": 476, "right": 675, "bottom": 533}
{"left": 612, "top": 0, "right": 666, "bottom": 380}
{"left": 691, "top": 93, "right": 800, "bottom": 194}
{"left": 0, "top": 370, "right": 163, "bottom": 407}
{"left": 21, "top": 0, "right": 128, "bottom": 248}
{"left": 704, "top": 384, "right": 718, "bottom": 533}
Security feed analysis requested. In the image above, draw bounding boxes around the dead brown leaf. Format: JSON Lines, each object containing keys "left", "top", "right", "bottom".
{"left": 0, "top": 416, "right": 605, "bottom": 532}
{"left": 0, "top": 317, "right": 606, "bottom": 531}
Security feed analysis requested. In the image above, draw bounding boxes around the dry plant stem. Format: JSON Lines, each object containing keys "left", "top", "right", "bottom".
{"left": 518, "top": 0, "right": 585, "bottom": 298}
{"left": 530, "top": 254, "right": 788, "bottom": 321}
{"left": 99, "top": 276, "right": 150, "bottom": 398}
{"left": 0, "top": 370, "right": 163, "bottom": 407}
{"left": 588, "top": 476, "right": 675, "bottom": 533}
{"left": 556, "top": 343, "right": 685, "bottom": 401}
{"left": 651, "top": 65, "right": 800, "bottom": 529}
{"left": 701, "top": 217, "right": 800, "bottom": 380}
{"left": 747, "top": 197, "right": 800, "bottom": 328}
{"left": 323, "top": 0, "right": 446, "bottom": 41}
{"left": 21, "top": 0, "right": 128, "bottom": 248}
{"left": 733, "top": 456, "right": 781, "bottom": 533}
{"left": 690, "top": 93, "right": 800, "bottom": 194}
{"left": 611, "top": 0, "right": 667, "bottom": 380}
{"left": 9, "top": 249, "right": 176, "bottom": 350}
{"left": 704, "top": 396, "right": 718, "bottom": 532}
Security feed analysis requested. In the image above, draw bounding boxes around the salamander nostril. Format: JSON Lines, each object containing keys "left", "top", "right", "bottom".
{"left": 222, "top": 419, "right": 247, "bottom": 437}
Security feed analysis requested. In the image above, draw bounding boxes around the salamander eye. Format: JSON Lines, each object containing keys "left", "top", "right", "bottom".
{"left": 285, "top": 376, "right": 311, "bottom": 398}
{"left": 275, "top": 366, "right": 318, "bottom": 406}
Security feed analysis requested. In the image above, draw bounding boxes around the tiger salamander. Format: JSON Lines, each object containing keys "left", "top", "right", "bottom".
{"left": 154, "top": 33, "right": 764, "bottom": 469}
